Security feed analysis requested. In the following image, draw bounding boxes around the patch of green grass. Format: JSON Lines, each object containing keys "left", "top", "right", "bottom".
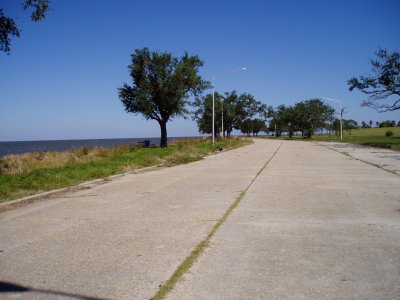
{"left": 259, "top": 127, "right": 400, "bottom": 151}
{"left": 344, "top": 127, "right": 400, "bottom": 137}
{"left": 0, "top": 137, "right": 251, "bottom": 203}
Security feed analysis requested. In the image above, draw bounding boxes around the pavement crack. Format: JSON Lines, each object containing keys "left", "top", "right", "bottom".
{"left": 150, "top": 142, "right": 282, "bottom": 300}
{"left": 316, "top": 143, "right": 400, "bottom": 177}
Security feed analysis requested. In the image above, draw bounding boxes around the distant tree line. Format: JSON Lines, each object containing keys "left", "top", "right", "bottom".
{"left": 266, "top": 99, "right": 336, "bottom": 137}
{"left": 358, "top": 120, "right": 400, "bottom": 128}
{"left": 193, "top": 97, "right": 343, "bottom": 138}
{"left": 192, "top": 93, "right": 400, "bottom": 138}
{"left": 192, "top": 91, "right": 270, "bottom": 138}
{"left": 116, "top": 47, "right": 399, "bottom": 146}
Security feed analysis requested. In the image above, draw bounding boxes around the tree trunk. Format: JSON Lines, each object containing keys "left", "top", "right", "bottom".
{"left": 159, "top": 120, "right": 168, "bottom": 148}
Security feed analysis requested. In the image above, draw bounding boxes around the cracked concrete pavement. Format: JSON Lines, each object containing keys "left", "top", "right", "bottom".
{"left": 167, "top": 141, "right": 400, "bottom": 300}
{"left": 317, "top": 141, "right": 400, "bottom": 175}
{"left": 1, "top": 139, "right": 399, "bottom": 299}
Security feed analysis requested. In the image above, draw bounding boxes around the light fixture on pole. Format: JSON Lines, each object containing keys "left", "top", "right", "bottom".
{"left": 322, "top": 97, "right": 343, "bottom": 140}
{"left": 212, "top": 68, "right": 247, "bottom": 145}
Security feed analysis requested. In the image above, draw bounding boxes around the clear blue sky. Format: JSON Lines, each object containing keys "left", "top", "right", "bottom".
{"left": 1, "top": 0, "right": 399, "bottom": 141}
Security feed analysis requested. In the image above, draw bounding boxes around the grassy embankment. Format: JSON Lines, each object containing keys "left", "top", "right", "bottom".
{"left": 264, "top": 127, "right": 400, "bottom": 151}
{"left": 0, "top": 137, "right": 251, "bottom": 203}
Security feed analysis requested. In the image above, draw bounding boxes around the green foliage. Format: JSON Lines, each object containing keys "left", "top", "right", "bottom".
{"left": 269, "top": 99, "right": 335, "bottom": 137}
{"left": 297, "top": 127, "right": 400, "bottom": 151}
{"left": 192, "top": 92, "right": 224, "bottom": 136}
{"left": 378, "top": 120, "right": 397, "bottom": 127}
{"left": 237, "top": 119, "right": 266, "bottom": 136}
{"left": 192, "top": 90, "right": 269, "bottom": 137}
{"left": 0, "top": 9, "right": 20, "bottom": 53}
{"left": 238, "top": 119, "right": 253, "bottom": 136}
{"left": 343, "top": 119, "right": 358, "bottom": 135}
{"left": 348, "top": 48, "right": 400, "bottom": 111}
{"left": 23, "top": 0, "right": 50, "bottom": 21}
{"left": 251, "top": 119, "right": 266, "bottom": 136}
{"left": 385, "top": 130, "right": 394, "bottom": 137}
{"left": 118, "top": 48, "right": 209, "bottom": 147}
{"left": 1, "top": 0, "right": 50, "bottom": 54}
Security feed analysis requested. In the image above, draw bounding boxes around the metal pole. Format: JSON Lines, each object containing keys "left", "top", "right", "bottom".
{"left": 321, "top": 97, "right": 343, "bottom": 141}
{"left": 212, "top": 68, "right": 246, "bottom": 144}
{"left": 212, "top": 78, "right": 215, "bottom": 145}
{"left": 340, "top": 100, "right": 343, "bottom": 140}
{"left": 221, "top": 101, "right": 224, "bottom": 138}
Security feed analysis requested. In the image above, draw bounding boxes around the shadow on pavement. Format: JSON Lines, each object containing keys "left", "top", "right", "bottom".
{"left": 0, "top": 281, "right": 110, "bottom": 300}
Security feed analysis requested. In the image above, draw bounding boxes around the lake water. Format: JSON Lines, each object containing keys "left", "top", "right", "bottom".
{"left": 0, "top": 137, "right": 199, "bottom": 157}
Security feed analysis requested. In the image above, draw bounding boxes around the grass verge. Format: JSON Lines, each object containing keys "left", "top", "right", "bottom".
{"left": 151, "top": 142, "right": 282, "bottom": 300}
{"left": 259, "top": 127, "right": 400, "bottom": 151}
{"left": 0, "top": 137, "right": 251, "bottom": 203}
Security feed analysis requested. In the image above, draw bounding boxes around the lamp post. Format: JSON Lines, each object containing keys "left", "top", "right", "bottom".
{"left": 322, "top": 97, "right": 343, "bottom": 140}
{"left": 212, "top": 68, "right": 247, "bottom": 145}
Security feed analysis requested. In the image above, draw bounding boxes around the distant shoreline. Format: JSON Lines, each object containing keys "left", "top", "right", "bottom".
{"left": 0, "top": 136, "right": 202, "bottom": 157}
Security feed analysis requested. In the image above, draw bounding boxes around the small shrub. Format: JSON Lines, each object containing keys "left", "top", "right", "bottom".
{"left": 129, "top": 144, "right": 143, "bottom": 151}
{"left": 0, "top": 155, "right": 29, "bottom": 174}
{"left": 90, "top": 147, "right": 110, "bottom": 158}
{"left": 72, "top": 146, "right": 91, "bottom": 157}
{"left": 112, "top": 144, "right": 129, "bottom": 154}
{"left": 170, "top": 138, "right": 198, "bottom": 147}
{"left": 33, "top": 150, "right": 45, "bottom": 161}
{"left": 385, "top": 130, "right": 394, "bottom": 137}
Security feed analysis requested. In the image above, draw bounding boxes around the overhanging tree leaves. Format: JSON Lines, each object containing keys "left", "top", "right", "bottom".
{"left": 118, "top": 47, "right": 209, "bottom": 147}
{"left": 347, "top": 48, "right": 400, "bottom": 112}
{"left": 0, "top": 9, "right": 19, "bottom": 53}
{"left": 1, "top": 0, "right": 50, "bottom": 54}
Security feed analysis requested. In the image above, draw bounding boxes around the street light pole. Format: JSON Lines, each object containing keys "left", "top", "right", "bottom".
{"left": 322, "top": 97, "right": 343, "bottom": 141}
{"left": 212, "top": 68, "right": 247, "bottom": 145}
{"left": 339, "top": 100, "right": 343, "bottom": 140}
{"left": 221, "top": 103, "right": 224, "bottom": 138}
{"left": 212, "top": 78, "right": 215, "bottom": 145}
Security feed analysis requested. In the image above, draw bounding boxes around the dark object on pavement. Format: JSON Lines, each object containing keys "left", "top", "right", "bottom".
{"left": 217, "top": 146, "right": 223, "bottom": 152}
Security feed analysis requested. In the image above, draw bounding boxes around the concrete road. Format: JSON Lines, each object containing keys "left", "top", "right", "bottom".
{"left": 1, "top": 140, "right": 399, "bottom": 300}
{"left": 0, "top": 139, "right": 279, "bottom": 299}
{"left": 167, "top": 141, "right": 400, "bottom": 300}
{"left": 317, "top": 141, "right": 400, "bottom": 175}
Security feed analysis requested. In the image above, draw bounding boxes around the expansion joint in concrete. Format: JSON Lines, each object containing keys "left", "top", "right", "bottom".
{"left": 151, "top": 142, "right": 282, "bottom": 300}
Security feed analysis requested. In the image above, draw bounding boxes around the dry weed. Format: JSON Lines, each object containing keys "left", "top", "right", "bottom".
{"left": 0, "top": 144, "right": 136, "bottom": 175}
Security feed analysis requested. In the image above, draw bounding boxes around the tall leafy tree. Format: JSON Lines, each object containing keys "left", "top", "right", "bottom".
{"left": 348, "top": 48, "right": 400, "bottom": 112}
{"left": 343, "top": 119, "right": 358, "bottom": 135}
{"left": 332, "top": 119, "right": 341, "bottom": 136}
{"left": 325, "top": 106, "right": 336, "bottom": 137}
{"left": 1, "top": 0, "right": 50, "bottom": 54}
{"left": 192, "top": 92, "right": 223, "bottom": 136}
{"left": 250, "top": 119, "right": 266, "bottom": 136}
{"left": 238, "top": 119, "right": 253, "bottom": 136}
{"left": 192, "top": 91, "right": 265, "bottom": 138}
{"left": 269, "top": 99, "right": 334, "bottom": 137}
{"left": 119, "top": 48, "right": 208, "bottom": 147}
{"left": 268, "top": 105, "right": 285, "bottom": 137}
{"left": 225, "top": 91, "right": 262, "bottom": 137}
{"left": 294, "top": 99, "right": 333, "bottom": 137}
